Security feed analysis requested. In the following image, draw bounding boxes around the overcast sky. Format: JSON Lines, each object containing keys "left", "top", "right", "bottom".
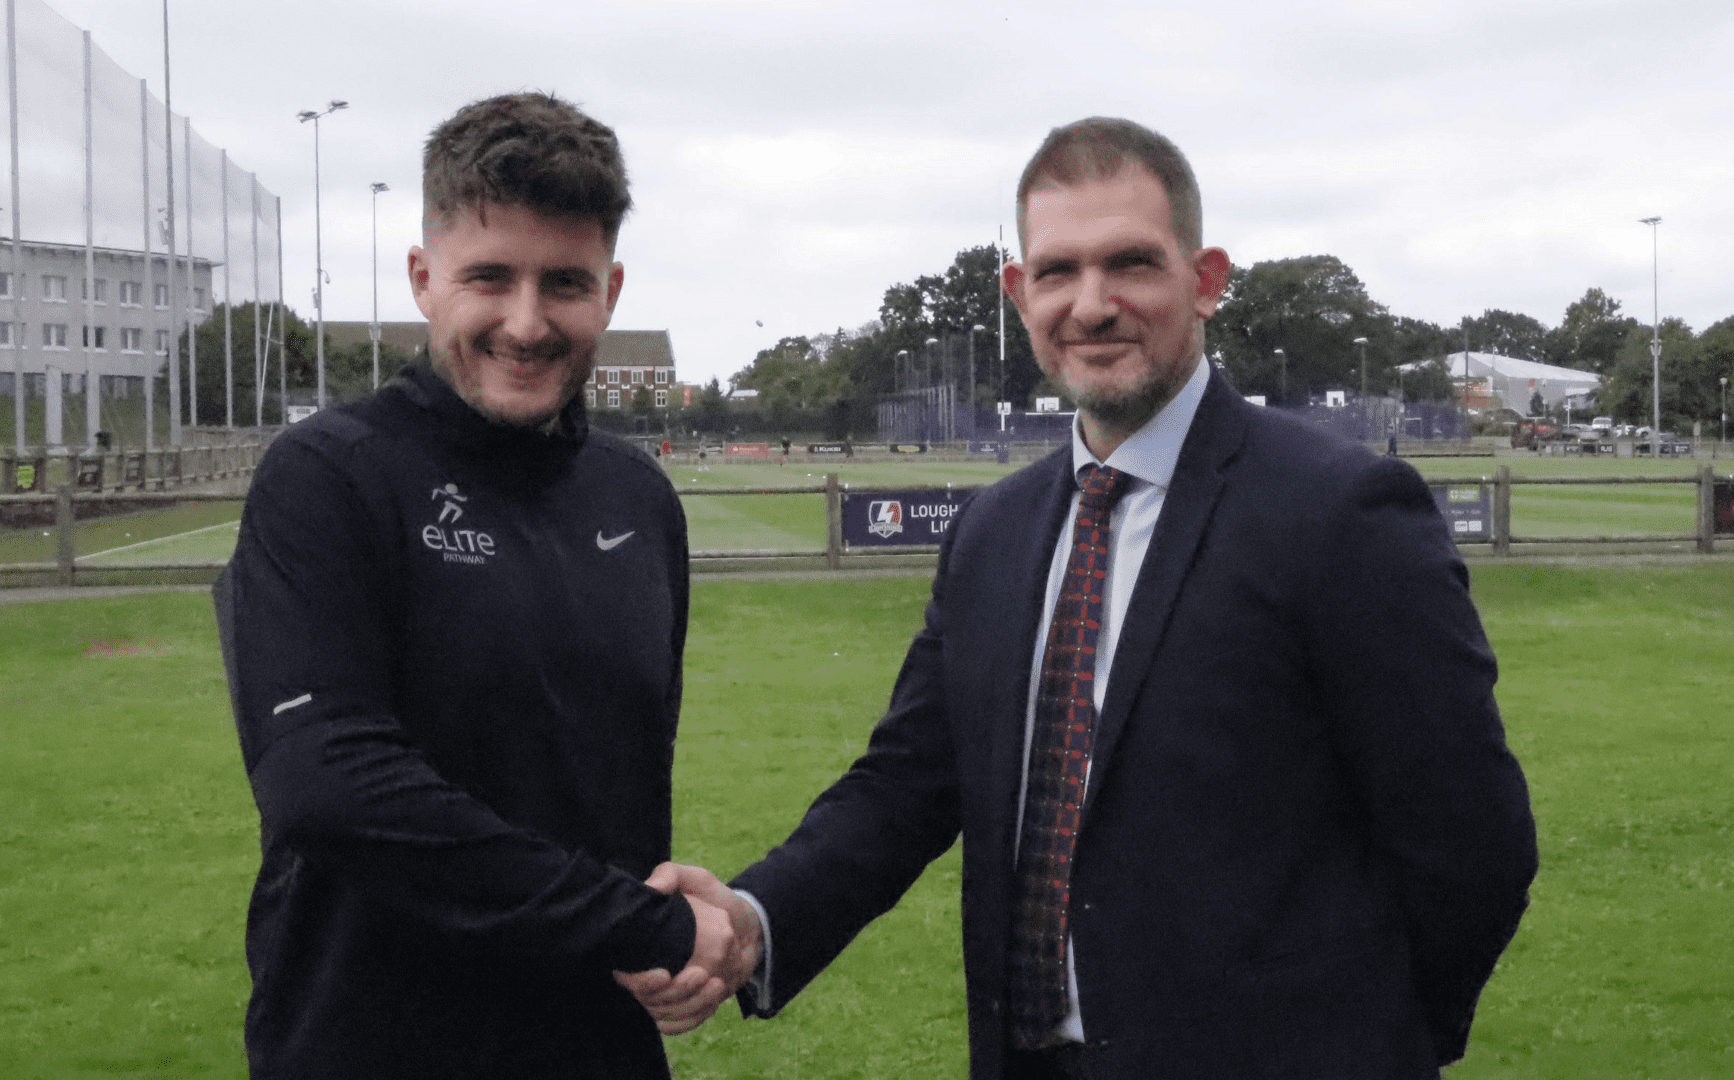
{"left": 39, "top": 0, "right": 1734, "bottom": 387}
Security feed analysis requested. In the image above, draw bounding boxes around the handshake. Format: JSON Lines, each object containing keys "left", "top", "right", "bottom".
{"left": 613, "top": 863, "right": 764, "bottom": 1035}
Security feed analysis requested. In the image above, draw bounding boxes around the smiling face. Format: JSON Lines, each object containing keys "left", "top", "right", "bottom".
{"left": 1004, "top": 167, "right": 1230, "bottom": 458}
{"left": 409, "top": 201, "right": 623, "bottom": 427}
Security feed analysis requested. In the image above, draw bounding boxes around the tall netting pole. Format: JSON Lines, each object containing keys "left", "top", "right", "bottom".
{"left": 160, "top": 0, "right": 178, "bottom": 445}
{"left": 138, "top": 77, "right": 154, "bottom": 452}
{"left": 275, "top": 194, "right": 283, "bottom": 423}
{"left": 81, "top": 30, "right": 97, "bottom": 447}
{"left": 182, "top": 113, "right": 194, "bottom": 432}
{"left": 250, "top": 172, "right": 260, "bottom": 426}
{"left": 7, "top": 0, "right": 24, "bottom": 454}
{"left": 221, "top": 148, "right": 230, "bottom": 428}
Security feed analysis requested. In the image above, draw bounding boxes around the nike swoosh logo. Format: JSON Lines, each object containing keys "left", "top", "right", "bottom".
{"left": 596, "top": 530, "right": 635, "bottom": 551}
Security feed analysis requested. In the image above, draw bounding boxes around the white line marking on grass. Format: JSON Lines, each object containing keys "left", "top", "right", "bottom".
{"left": 78, "top": 519, "right": 242, "bottom": 560}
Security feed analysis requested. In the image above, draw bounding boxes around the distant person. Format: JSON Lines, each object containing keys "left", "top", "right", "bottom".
{"left": 216, "top": 92, "right": 752, "bottom": 1079}
{"left": 623, "top": 117, "right": 1536, "bottom": 1079}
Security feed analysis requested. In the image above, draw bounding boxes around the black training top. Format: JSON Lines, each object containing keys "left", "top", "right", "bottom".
{"left": 216, "top": 366, "right": 696, "bottom": 1079}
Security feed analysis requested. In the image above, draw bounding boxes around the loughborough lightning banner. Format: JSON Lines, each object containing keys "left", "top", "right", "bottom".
{"left": 842, "top": 489, "right": 973, "bottom": 547}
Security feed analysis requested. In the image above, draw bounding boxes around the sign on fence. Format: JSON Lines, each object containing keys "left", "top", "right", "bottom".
{"left": 1429, "top": 483, "right": 1490, "bottom": 540}
{"left": 14, "top": 457, "right": 43, "bottom": 492}
{"left": 1715, "top": 480, "right": 1734, "bottom": 536}
{"left": 886, "top": 443, "right": 927, "bottom": 454}
{"left": 842, "top": 488, "right": 970, "bottom": 547}
{"left": 725, "top": 442, "right": 769, "bottom": 458}
{"left": 75, "top": 457, "right": 103, "bottom": 490}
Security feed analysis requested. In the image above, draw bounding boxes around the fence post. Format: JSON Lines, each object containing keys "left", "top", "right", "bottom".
{"left": 1493, "top": 466, "right": 1511, "bottom": 556}
{"left": 824, "top": 473, "right": 843, "bottom": 570}
{"left": 54, "top": 486, "right": 75, "bottom": 586}
{"left": 1699, "top": 465, "right": 1715, "bottom": 554}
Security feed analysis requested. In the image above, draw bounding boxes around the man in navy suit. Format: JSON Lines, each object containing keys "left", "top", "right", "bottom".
{"left": 621, "top": 117, "right": 1537, "bottom": 1079}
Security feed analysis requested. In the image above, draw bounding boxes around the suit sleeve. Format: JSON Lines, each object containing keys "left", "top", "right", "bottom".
{"left": 730, "top": 515, "right": 967, "bottom": 1015}
{"left": 216, "top": 431, "right": 695, "bottom": 976}
{"left": 1308, "top": 455, "right": 1538, "bottom": 1064}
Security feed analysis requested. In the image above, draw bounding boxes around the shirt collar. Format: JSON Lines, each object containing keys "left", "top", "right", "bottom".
{"left": 1069, "top": 356, "right": 1210, "bottom": 492}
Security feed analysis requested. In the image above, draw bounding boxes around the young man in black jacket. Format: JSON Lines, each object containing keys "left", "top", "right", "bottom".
{"left": 216, "top": 92, "right": 756, "bottom": 1079}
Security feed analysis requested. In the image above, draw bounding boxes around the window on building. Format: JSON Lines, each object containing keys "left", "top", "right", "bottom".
{"left": 82, "top": 325, "right": 106, "bottom": 349}
{"left": 81, "top": 278, "right": 108, "bottom": 303}
{"left": 655, "top": 389, "right": 668, "bottom": 408}
{"left": 655, "top": 368, "right": 670, "bottom": 385}
{"left": 154, "top": 283, "right": 169, "bottom": 308}
{"left": 193, "top": 287, "right": 206, "bottom": 309}
{"left": 155, "top": 329, "right": 169, "bottom": 354}
{"left": 43, "top": 323, "right": 68, "bottom": 348}
{"left": 120, "top": 281, "right": 143, "bottom": 306}
{"left": 0, "top": 322, "right": 12, "bottom": 347}
{"left": 607, "top": 388, "right": 620, "bottom": 408}
{"left": 606, "top": 369, "right": 620, "bottom": 385}
{"left": 630, "top": 369, "right": 645, "bottom": 385}
{"left": 43, "top": 275, "right": 67, "bottom": 301}
{"left": 586, "top": 388, "right": 596, "bottom": 407}
{"left": 0, "top": 273, "right": 11, "bottom": 299}
{"left": 121, "top": 327, "right": 142, "bottom": 352}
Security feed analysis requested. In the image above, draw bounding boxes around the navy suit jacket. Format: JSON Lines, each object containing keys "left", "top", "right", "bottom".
{"left": 734, "top": 368, "right": 1537, "bottom": 1079}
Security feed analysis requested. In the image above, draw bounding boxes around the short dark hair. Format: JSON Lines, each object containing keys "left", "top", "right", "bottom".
{"left": 423, "top": 92, "right": 631, "bottom": 248}
{"left": 1015, "top": 117, "right": 1202, "bottom": 254}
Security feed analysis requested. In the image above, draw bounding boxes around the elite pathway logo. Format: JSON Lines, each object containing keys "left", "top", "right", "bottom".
{"left": 422, "top": 483, "right": 496, "bottom": 565}
{"left": 867, "top": 500, "right": 904, "bottom": 539}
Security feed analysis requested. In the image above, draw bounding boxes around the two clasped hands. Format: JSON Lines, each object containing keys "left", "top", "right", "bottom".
{"left": 613, "top": 863, "right": 764, "bottom": 1034}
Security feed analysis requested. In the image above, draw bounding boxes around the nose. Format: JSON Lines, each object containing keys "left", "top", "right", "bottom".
{"left": 498, "top": 280, "right": 552, "bottom": 350}
{"left": 1071, "top": 267, "right": 1117, "bottom": 330}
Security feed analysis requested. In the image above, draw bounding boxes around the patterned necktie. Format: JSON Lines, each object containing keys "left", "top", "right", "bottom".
{"left": 1008, "top": 463, "right": 1134, "bottom": 1051}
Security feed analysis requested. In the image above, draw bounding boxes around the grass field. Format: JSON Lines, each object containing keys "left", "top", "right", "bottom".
{"left": 2, "top": 563, "right": 1731, "bottom": 1077}
{"left": 0, "top": 452, "right": 1724, "bottom": 568}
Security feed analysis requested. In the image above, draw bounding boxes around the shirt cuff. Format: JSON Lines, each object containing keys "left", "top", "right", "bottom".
{"left": 733, "top": 888, "right": 774, "bottom": 1015}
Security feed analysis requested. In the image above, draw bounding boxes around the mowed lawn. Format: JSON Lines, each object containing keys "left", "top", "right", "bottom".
{"left": 2, "top": 561, "right": 1733, "bottom": 1076}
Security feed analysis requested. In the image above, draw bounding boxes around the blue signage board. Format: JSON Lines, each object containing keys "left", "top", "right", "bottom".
{"left": 842, "top": 488, "right": 973, "bottom": 547}
{"left": 1429, "top": 483, "right": 1491, "bottom": 541}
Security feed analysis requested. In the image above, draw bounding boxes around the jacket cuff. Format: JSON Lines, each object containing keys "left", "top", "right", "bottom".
{"left": 596, "top": 888, "right": 696, "bottom": 974}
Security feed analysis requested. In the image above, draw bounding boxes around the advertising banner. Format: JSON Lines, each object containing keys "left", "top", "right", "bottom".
{"left": 843, "top": 488, "right": 972, "bottom": 547}
{"left": 725, "top": 443, "right": 769, "bottom": 458}
{"left": 1429, "top": 483, "right": 1490, "bottom": 540}
{"left": 1715, "top": 480, "right": 1733, "bottom": 536}
{"left": 75, "top": 456, "right": 104, "bottom": 490}
{"left": 886, "top": 443, "right": 927, "bottom": 454}
{"left": 807, "top": 444, "right": 847, "bottom": 455}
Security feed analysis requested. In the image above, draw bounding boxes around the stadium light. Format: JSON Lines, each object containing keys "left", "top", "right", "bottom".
{"left": 1640, "top": 216, "right": 1661, "bottom": 446}
{"left": 896, "top": 348, "right": 909, "bottom": 396}
{"left": 1354, "top": 336, "right": 1369, "bottom": 400}
{"left": 299, "top": 99, "right": 349, "bottom": 410}
{"left": 370, "top": 182, "right": 389, "bottom": 390}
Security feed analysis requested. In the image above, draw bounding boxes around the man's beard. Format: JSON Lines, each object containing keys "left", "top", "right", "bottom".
{"left": 428, "top": 329, "right": 592, "bottom": 428}
{"left": 1069, "top": 321, "right": 1204, "bottom": 434}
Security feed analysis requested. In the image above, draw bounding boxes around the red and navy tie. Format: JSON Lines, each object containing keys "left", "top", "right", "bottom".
{"left": 1008, "top": 463, "right": 1134, "bottom": 1050}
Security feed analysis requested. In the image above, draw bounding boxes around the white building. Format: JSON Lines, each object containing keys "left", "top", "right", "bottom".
{"left": 0, "top": 238, "right": 213, "bottom": 400}
{"left": 1405, "top": 351, "right": 1601, "bottom": 415}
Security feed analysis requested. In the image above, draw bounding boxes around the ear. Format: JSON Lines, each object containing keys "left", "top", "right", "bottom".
{"left": 408, "top": 246, "right": 434, "bottom": 319}
{"left": 605, "top": 262, "right": 625, "bottom": 316}
{"left": 1001, "top": 258, "right": 1030, "bottom": 323}
{"left": 1192, "top": 247, "right": 1231, "bottom": 320}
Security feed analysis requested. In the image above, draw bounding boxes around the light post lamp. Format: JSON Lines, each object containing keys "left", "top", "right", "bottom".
{"left": 298, "top": 99, "right": 348, "bottom": 410}
{"left": 370, "top": 182, "right": 388, "bottom": 390}
{"left": 1274, "top": 347, "right": 1286, "bottom": 405}
{"left": 924, "top": 336, "right": 939, "bottom": 444}
{"left": 896, "top": 349, "right": 908, "bottom": 395}
{"left": 1720, "top": 375, "right": 1727, "bottom": 452}
{"left": 968, "top": 323, "right": 986, "bottom": 442}
{"left": 1353, "top": 336, "right": 1369, "bottom": 399}
{"left": 1640, "top": 216, "right": 1661, "bottom": 447}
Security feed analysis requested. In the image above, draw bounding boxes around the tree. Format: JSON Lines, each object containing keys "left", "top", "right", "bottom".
{"left": 1543, "top": 288, "right": 1639, "bottom": 375}
{"left": 165, "top": 303, "right": 325, "bottom": 426}
{"left": 1207, "top": 255, "right": 1392, "bottom": 405}
{"left": 1463, "top": 309, "right": 1548, "bottom": 361}
{"left": 1600, "top": 318, "right": 1699, "bottom": 430}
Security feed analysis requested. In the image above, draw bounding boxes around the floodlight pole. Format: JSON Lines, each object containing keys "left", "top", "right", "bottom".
{"left": 1354, "top": 336, "right": 1368, "bottom": 400}
{"left": 1640, "top": 217, "right": 1661, "bottom": 446}
{"left": 370, "top": 181, "right": 388, "bottom": 390}
{"left": 1274, "top": 348, "right": 1285, "bottom": 405}
{"left": 299, "top": 99, "right": 347, "bottom": 411}
{"left": 968, "top": 323, "right": 985, "bottom": 443}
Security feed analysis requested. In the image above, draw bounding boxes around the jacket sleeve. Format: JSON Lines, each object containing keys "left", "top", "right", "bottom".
{"left": 215, "top": 429, "right": 695, "bottom": 976}
{"left": 730, "top": 511, "right": 967, "bottom": 1014}
{"left": 1308, "top": 455, "right": 1538, "bottom": 1064}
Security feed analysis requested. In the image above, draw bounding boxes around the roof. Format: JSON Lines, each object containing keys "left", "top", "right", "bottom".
{"left": 319, "top": 324, "right": 675, "bottom": 369}
{"left": 1402, "top": 351, "right": 1601, "bottom": 387}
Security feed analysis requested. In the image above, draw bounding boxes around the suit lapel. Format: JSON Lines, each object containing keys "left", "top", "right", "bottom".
{"left": 983, "top": 448, "right": 1079, "bottom": 859}
{"left": 1084, "top": 369, "right": 1249, "bottom": 815}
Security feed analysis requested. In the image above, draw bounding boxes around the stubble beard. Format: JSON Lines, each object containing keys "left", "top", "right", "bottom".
{"left": 1067, "top": 318, "right": 1205, "bottom": 437}
{"left": 429, "top": 329, "right": 593, "bottom": 429}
